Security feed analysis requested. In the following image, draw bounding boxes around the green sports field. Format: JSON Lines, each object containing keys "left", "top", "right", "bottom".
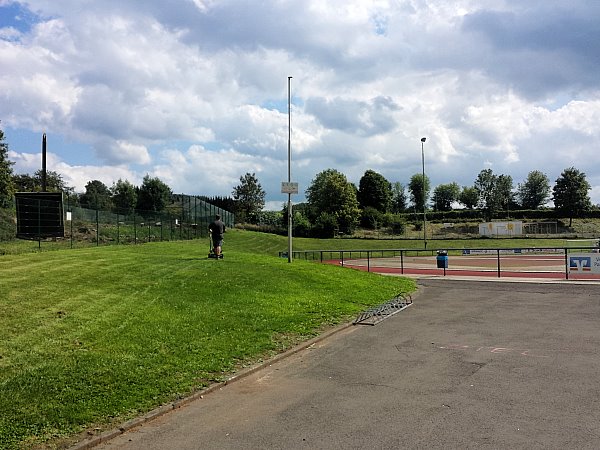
{"left": 0, "top": 229, "right": 415, "bottom": 449}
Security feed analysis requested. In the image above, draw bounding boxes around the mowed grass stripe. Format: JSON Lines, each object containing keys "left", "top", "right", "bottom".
{"left": 0, "top": 230, "right": 415, "bottom": 449}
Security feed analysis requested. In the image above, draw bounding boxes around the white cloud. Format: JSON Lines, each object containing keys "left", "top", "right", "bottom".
{"left": 152, "top": 145, "right": 273, "bottom": 198}
{"left": 8, "top": 150, "right": 139, "bottom": 192}
{"left": 55, "top": 163, "right": 139, "bottom": 194}
{"left": 1, "top": 0, "right": 600, "bottom": 208}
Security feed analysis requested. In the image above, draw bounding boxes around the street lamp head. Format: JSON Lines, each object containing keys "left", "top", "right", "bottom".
{"left": 421, "top": 137, "right": 426, "bottom": 142}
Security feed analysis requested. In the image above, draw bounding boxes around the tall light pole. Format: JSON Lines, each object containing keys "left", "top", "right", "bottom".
{"left": 287, "top": 76, "right": 293, "bottom": 263}
{"left": 421, "top": 137, "right": 427, "bottom": 249}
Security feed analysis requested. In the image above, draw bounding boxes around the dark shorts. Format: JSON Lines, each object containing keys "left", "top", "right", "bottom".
{"left": 213, "top": 238, "right": 223, "bottom": 248}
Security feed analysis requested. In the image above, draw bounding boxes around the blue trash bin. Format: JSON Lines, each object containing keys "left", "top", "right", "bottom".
{"left": 436, "top": 250, "right": 448, "bottom": 269}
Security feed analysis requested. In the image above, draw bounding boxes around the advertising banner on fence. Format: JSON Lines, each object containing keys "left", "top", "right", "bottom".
{"left": 568, "top": 254, "right": 600, "bottom": 274}
{"left": 462, "top": 248, "right": 563, "bottom": 256}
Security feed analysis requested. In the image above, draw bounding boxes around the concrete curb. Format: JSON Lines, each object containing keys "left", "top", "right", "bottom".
{"left": 69, "top": 304, "right": 402, "bottom": 450}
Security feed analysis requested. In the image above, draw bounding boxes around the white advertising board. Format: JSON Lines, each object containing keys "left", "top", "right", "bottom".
{"left": 568, "top": 254, "right": 600, "bottom": 274}
{"left": 479, "top": 221, "right": 523, "bottom": 236}
{"left": 462, "top": 248, "right": 563, "bottom": 256}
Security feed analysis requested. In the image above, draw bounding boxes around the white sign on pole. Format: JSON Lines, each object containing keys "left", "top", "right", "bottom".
{"left": 281, "top": 182, "right": 299, "bottom": 194}
{"left": 66, "top": 211, "right": 72, "bottom": 221}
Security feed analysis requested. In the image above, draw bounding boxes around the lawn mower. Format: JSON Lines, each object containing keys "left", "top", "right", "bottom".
{"left": 208, "top": 232, "right": 224, "bottom": 259}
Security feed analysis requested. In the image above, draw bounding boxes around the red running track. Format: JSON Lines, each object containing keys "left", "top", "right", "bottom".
{"left": 323, "top": 259, "right": 600, "bottom": 281}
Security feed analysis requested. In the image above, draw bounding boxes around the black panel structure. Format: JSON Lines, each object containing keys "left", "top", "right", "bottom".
{"left": 15, "top": 192, "right": 65, "bottom": 240}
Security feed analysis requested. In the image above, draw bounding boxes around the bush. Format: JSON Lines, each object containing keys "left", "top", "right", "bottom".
{"left": 257, "top": 210, "right": 283, "bottom": 227}
{"left": 384, "top": 213, "right": 406, "bottom": 235}
{"left": 360, "top": 207, "right": 384, "bottom": 229}
{"left": 292, "top": 213, "right": 311, "bottom": 238}
{"left": 0, "top": 208, "right": 16, "bottom": 241}
{"left": 311, "top": 212, "right": 338, "bottom": 238}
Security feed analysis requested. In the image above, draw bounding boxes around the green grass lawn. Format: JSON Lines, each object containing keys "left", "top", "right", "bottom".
{"left": 0, "top": 230, "right": 415, "bottom": 449}
{"left": 0, "top": 229, "right": 591, "bottom": 448}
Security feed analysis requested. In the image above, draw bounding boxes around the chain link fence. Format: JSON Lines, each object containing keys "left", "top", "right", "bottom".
{"left": 1, "top": 194, "right": 233, "bottom": 252}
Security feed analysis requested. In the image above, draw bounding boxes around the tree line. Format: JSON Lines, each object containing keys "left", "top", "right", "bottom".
{"left": 299, "top": 166, "right": 593, "bottom": 233}
{"left": 0, "top": 125, "right": 595, "bottom": 234}
{"left": 0, "top": 126, "right": 264, "bottom": 220}
{"left": 216, "top": 166, "right": 595, "bottom": 238}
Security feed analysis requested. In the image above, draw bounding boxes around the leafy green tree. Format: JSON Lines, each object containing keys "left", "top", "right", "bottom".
{"left": 552, "top": 167, "right": 592, "bottom": 226}
{"left": 292, "top": 211, "right": 311, "bottom": 238}
{"left": 408, "top": 173, "right": 431, "bottom": 213}
{"left": 517, "top": 170, "right": 551, "bottom": 209}
{"left": 12, "top": 170, "right": 70, "bottom": 194}
{"left": 80, "top": 180, "right": 113, "bottom": 209}
{"left": 0, "top": 126, "right": 15, "bottom": 208}
{"left": 496, "top": 174, "right": 515, "bottom": 212}
{"left": 256, "top": 210, "right": 282, "bottom": 226}
{"left": 306, "top": 169, "right": 360, "bottom": 234}
{"left": 111, "top": 179, "right": 137, "bottom": 213}
{"left": 458, "top": 186, "right": 479, "bottom": 209}
{"left": 473, "top": 169, "right": 512, "bottom": 220}
{"left": 390, "top": 182, "right": 407, "bottom": 213}
{"left": 282, "top": 202, "right": 312, "bottom": 233}
{"left": 432, "top": 182, "right": 460, "bottom": 212}
{"left": 136, "top": 175, "right": 172, "bottom": 213}
{"left": 357, "top": 169, "right": 392, "bottom": 212}
{"left": 12, "top": 174, "right": 36, "bottom": 192}
{"left": 232, "top": 172, "right": 265, "bottom": 224}
{"left": 13, "top": 173, "right": 35, "bottom": 192}
{"left": 474, "top": 169, "right": 497, "bottom": 212}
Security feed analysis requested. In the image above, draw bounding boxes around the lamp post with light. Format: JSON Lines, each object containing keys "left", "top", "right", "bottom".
{"left": 421, "top": 137, "right": 427, "bottom": 248}
{"left": 287, "top": 76, "right": 293, "bottom": 262}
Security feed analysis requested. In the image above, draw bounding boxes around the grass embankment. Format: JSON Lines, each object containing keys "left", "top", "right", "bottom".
{"left": 2, "top": 215, "right": 598, "bottom": 256}
{"left": 0, "top": 229, "right": 415, "bottom": 449}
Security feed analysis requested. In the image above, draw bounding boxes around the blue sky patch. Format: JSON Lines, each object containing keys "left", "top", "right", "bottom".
{"left": 0, "top": 2, "right": 39, "bottom": 35}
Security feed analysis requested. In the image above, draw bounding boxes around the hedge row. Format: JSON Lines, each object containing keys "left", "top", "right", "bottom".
{"left": 402, "top": 208, "right": 600, "bottom": 223}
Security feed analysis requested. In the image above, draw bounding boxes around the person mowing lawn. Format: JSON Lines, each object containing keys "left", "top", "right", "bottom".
{"left": 208, "top": 214, "right": 225, "bottom": 259}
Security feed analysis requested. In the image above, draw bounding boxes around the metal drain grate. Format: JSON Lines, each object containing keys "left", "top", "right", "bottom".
{"left": 353, "top": 294, "right": 412, "bottom": 326}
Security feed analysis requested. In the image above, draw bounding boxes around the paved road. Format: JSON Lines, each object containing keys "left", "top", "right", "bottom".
{"left": 92, "top": 280, "right": 600, "bottom": 449}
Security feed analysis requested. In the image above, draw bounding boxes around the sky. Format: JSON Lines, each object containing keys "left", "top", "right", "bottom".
{"left": 1, "top": 0, "right": 599, "bottom": 210}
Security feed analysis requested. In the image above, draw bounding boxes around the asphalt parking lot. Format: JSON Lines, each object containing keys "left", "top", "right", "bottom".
{"left": 92, "top": 279, "right": 600, "bottom": 449}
